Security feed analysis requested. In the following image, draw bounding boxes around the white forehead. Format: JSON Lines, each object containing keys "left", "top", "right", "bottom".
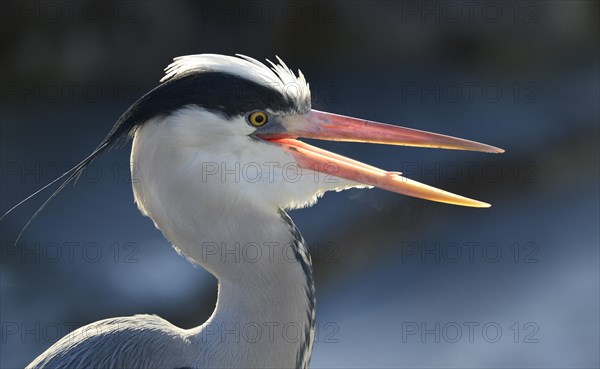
{"left": 161, "top": 54, "right": 311, "bottom": 110}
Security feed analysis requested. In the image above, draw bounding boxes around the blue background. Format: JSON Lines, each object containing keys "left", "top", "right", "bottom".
{"left": 1, "top": 1, "right": 598, "bottom": 368}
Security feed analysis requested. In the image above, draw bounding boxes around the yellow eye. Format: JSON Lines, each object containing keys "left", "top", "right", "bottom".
{"left": 247, "top": 111, "right": 269, "bottom": 127}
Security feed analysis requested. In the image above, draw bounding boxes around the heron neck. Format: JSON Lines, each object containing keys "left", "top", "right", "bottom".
{"left": 184, "top": 209, "right": 315, "bottom": 369}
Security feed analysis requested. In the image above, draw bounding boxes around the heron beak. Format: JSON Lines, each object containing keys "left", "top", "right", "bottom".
{"left": 257, "top": 110, "right": 504, "bottom": 208}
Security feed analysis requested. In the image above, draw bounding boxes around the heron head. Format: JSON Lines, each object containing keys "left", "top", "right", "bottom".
{"left": 126, "top": 54, "right": 502, "bottom": 218}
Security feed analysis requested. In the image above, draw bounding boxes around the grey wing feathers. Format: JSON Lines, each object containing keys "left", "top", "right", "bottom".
{"left": 26, "top": 315, "right": 195, "bottom": 369}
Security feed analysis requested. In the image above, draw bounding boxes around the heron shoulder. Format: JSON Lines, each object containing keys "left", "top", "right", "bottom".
{"left": 26, "top": 314, "right": 195, "bottom": 369}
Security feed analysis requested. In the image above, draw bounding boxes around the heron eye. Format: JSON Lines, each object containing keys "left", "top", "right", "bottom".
{"left": 247, "top": 111, "right": 269, "bottom": 127}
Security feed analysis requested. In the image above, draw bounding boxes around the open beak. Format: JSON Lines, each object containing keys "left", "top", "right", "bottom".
{"left": 256, "top": 110, "right": 504, "bottom": 208}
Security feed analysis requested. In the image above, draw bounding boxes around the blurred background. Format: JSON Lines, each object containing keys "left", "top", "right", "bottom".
{"left": 1, "top": 1, "right": 598, "bottom": 368}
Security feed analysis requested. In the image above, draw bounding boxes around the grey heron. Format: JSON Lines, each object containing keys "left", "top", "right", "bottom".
{"left": 7, "top": 54, "right": 503, "bottom": 368}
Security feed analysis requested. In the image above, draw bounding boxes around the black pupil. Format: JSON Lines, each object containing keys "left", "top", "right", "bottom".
{"left": 254, "top": 114, "right": 264, "bottom": 123}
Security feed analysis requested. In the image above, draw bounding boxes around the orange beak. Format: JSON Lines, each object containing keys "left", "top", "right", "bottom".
{"left": 257, "top": 110, "right": 504, "bottom": 208}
